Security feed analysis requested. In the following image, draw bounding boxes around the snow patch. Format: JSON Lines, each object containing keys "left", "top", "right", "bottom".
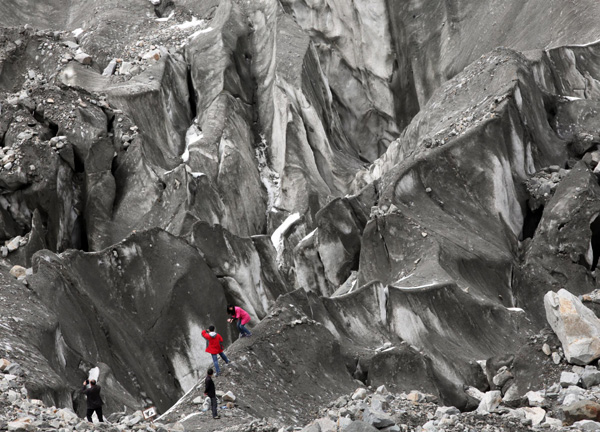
{"left": 182, "top": 124, "right": 203, "bottom": 163}
{"left": 88, "top": 367, "right": 99, "bottom": 382}
{"left": 172, "top": 17, "right": 204, "bottom": 30}
{"left": 72, "top": 28, "right": 84, "bottom": 37}
{"left": 393, "top": 281, "right": 438, "bottom": 290}
{"left": 514, "top": 86, "right": 523, "bottom": 111}
{"left": 563, "top": 95, "right": 583, "bottom": 101}
{"left": 271, "top": 213, "right": 301, "bottom": 252}
{"left": 189, "top": 27, "right": 214, "bottom": 39}
{"left": 507, "top": 307, "right": 525, "bottom": 313}
{"left": 564, "top": 38, "right": 600, "bottom": 49}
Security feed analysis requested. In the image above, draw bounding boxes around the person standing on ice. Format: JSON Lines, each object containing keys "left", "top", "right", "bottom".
{"left": 201, "top": 325, "right": 230, "bottom": 376}
{"left": 226, "top": 304, "right": 252, "bottom": 338}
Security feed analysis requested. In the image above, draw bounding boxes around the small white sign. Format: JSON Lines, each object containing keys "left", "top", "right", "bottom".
{"left": 143, "top": 406, "right": 157, "bottom": 420}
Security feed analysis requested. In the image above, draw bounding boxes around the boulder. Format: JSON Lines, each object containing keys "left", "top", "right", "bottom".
{"left": 352, "top": 388, "right": 368, "bottom": 400}
{"left": 492, "top": 366, "right": 513, "bottom": 387}
{"left": 561, "top": 400, "right": 600, "bottom": 425}
{"left": 361, "top": 408, "right": 395, "bottom": 429}
{"left": 9, "top": 265, "right": 26, "bottom": 279}
{"left": 476, "top": 391, "right": 502, "bottom": 414}
{"left": 562, "top": 385, "right": 586, "bottom": 406}
{"left": 376, "top": 385, "right": 388, "bottom": 395}
{"left": 370, "top": 395, "right": 389, "bottom": 412}
{"left": 545, "top": 289, "right": 600, "bottom": 365}
{"left": 6, "top": 236, "right": 21, "bottom": 252}
{"left": 542, "top": 343, "right": 551, "bottom": 355}
{"left": 343, "top": 421, "right": 379, "bottom": 432}
{"left": 561, "top": 371, "right": 582, "bottom": 387}
{"left": 5, "top": 363, "right": 23, "bottom": 376}
{"left": 0, "top": 358, "right": 9, "bottom": 371}
{"left": 582, "top": 367, "right": 600, "bottom": 389}
{"left": 7, "top": 421, "right": 34, "bottom": 432}
{"left": 74, "top": 53, "right": 92, "bottom": 65}
{"left": 521, "top": 407, "right": 546, "bottom": 426}
{"left": 573, "top": 420, "right": 600, "bottom": 431}
{"left": 435, "top": 406, "right": 460, "bottom": 418}
{"left": 223, "top": 391, "right": 236, "bottom": 402}
{"left": 525, "top": 391, "right": 546, "bottom": 407}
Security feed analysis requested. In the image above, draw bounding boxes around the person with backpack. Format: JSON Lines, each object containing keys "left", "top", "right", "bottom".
{"left": 226, "top": 304, "right": 252, "bottom": 338}
{"left": 204, "top": 368, "right": 219, "bottom": 419}
{"left": 201, "top": 325, "right": 230, "bottom": 376}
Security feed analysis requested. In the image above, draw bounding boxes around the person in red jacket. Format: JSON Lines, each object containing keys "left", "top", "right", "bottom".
{"left": 227, "top": 304, "right": 252, "bottom": 338}
{"left": 201, "top": 325, "right": 230, "bottom": 376}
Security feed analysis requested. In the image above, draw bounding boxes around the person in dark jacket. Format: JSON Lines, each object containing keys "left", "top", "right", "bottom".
{"left": 204, "top": 369, "right": 219, "bottom": 419}
{"left": 202, "top": 325, "right": 230, "bottom": 376}
{"left": 81, "top": 379, "right": 104, "bottom": 422}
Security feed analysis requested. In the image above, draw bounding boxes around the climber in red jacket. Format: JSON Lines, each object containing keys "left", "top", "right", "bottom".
{"left": 201, "top": 325, "right": 230, "bottom": 376}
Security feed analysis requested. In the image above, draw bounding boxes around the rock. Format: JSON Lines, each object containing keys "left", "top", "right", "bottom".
{"left": 370, "top": 395, "right": 389, "bottom": 412}
{"left": 464, "top": 386, "right": 485, "bottom": 402}
{"left": 125, "top": 414, "right": 143, "bottom": 426}
{"left": 553, "top": 352, "right": 562, "bottom": 364}
{"left": 435, "top": 406, "right": 460, "bottom": 418}
{"left": 9, "top": 266, "right": 26, "bottom": 279}
{"left": 142, "top": 49, "right": 161, "bottom": 61}
{"left": 5, "top": 363, "right": 24, "bottom": 376}
{"left": 192, "top": 396, "right": 203, "bottom": 404}
{"left": 562, "top": 385, "right": 586, "bottom": 406}
{"left": 477, "top": 391, "right": 502, "bottom": 414}
{"left": 223, "top": 391, "right": 236, "bottom": 402}
{"left": 361, "top": 408, "right": 394, "bottom": 429}
{"left": 521, "top": 407, "right": 546, "bottom": 426}
{"left": 492, "top": 366, "right": 513, "bottom": 387}
{"left": 342, "top": 421, "right": 379, "bottom": 432}
{"left": 499, "top": 385, "right": 522, "bottom": 409}
{"left": 352, "top": 388, "right": 368, "bottom": 400}
{"left": 545, "top": 289, "right": 600, "bottom": 365}
{"left": 102, "top": 59, "right": 117, "bottom": 76}
{"left": 561, "top": 400, "right": 600, "bottom": 425}
{"left": 7, "top": 420, "right": 33, "bottom": 432}
{"left": 74, "top": 52, "right": 92, "bottom": 65}
{"left": 573, "top": 420, "right": 600, "bottom": 431}
{"left": 406, "top": 390, "right": 427, "bottom": 403}
{"left": 6, "top": 236, "right": 21, "bottom": 252}
{"left": 56, "top": 408, "right": 79, "bottom": 423}
{"left": 542, "top": 343, "right": 552, "bottom": 355}
{"left": 0, "top": 358, "right": 9, "bottom": 371}
{"left": 582, "top": 367, "right": 600, "bottom": 389}
{"left": 543, "top": 417, "right": 563, "bottom": 428}
{"left": 376, "top": 385, "right": 388, "bottom": 395}
{"left": 560, "top": 371, "right": 581, "bottom": 387}
{"left": 525, "top": 391, "right": 546, "bottom": 407}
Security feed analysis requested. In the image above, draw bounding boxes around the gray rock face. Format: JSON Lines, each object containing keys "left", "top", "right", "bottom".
{"left": 4, "top": 0, "right": 600, "bottom": 428}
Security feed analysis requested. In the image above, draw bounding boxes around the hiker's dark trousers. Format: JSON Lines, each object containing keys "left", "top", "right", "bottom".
{"left": 86, "top": 407, "right": 104, "bottom": 422}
